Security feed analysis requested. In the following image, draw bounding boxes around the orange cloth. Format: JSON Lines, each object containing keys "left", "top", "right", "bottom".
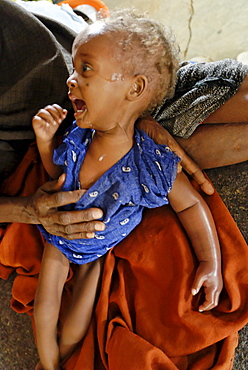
{"left": 0, "top": 143, "right": 247, "bottom": 369}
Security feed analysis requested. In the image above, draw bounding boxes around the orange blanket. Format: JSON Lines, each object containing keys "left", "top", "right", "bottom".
{"left": 0, "top": 143, "right": 247, "bottom": 369}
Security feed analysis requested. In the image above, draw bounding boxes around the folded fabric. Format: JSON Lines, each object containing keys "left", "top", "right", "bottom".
{"left": 153, "top": 59, "right": 248, "bottom": 138}
{"left": 0, "top": 143, "right": 247, "bottom": 369}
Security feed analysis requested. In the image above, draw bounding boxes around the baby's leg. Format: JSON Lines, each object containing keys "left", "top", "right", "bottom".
{"left": 34, "top": 242, "right": 70, "bottom": 370}
{"left": 59, "top": 256, "right": 105, "bottom": 364}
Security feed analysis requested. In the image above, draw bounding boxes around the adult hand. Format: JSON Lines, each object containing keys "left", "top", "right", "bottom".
{"left": 29, "top": 174, "right": 105, "bottom": 239}
{"left": 136, "top": 116, "right": 214, "bottom": 195}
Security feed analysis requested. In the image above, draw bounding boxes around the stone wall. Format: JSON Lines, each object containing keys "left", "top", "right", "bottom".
{"left": 104, "top": 0, "right": 248, "bottom": 62}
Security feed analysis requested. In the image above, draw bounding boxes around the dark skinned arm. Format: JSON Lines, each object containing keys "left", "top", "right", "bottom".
{"left": 0, "top": 174, "right": 105, "bottom": 240}
{"left": 168, "top": 171, "right": 223, "bottom": 312}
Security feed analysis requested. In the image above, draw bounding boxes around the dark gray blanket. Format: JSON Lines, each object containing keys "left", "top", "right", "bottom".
{"left": 153, "top": 59, "right": 248, "bottom": 138}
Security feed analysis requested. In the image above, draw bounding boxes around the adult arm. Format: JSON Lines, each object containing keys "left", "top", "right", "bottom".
{"left": 203, "top": 73, "right": 248, "bottom": 124}
{"left": 150, "top": 61, "right": 248, "bottom": 169}
{"left": 0, "top": 174, "right": 105, "bottom": 239}
{"left": 175, "top": 123, "right": 248, "bottom": 169}
{"left": 188, "top": 75, "right": 248, "bottom": 168}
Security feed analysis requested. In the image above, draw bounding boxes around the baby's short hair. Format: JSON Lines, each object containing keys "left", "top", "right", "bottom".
{"left": 74, "top": 8, "right": 179, "bottom": 114}
{"left": 101, "top": 9, "right": 179, "bottom": 113}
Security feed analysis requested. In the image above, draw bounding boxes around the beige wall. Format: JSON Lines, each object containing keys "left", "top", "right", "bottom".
{"left": 103, "top": 0, "right": 248, "bottom": 62}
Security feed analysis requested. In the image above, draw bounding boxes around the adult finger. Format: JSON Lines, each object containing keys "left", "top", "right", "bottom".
{"left": 166, "top": 139, "right": 214, "bottom": 195}
{"left": 183, "top": 165, "right": 214, "bottom": 195}
{"left": 40, "top": 173, "right": 66, "bottom": 193}
{"left": 137, "top": 116, "right": 214, "bottom": 195}
{"left": 39, "top": 189, "right": 87, "bottom": 209}
{"left": 44, "top": 219, "right": 105, "bottom": 240}
{"left": 38, "top": 175, "right": 87, "bottom": 209}
{"left": 42, "top": 208, "right": 105, "bottom": 228}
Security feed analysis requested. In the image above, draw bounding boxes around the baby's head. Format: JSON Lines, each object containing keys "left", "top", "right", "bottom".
{"left": 72, "top": 9, "right": 179, "bottom": 116}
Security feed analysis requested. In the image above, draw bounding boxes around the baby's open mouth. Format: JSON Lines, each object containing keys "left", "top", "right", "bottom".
{"left": 70, "top": 98, "right": 87, "bottom": 119}
{"left": 73, "top": 98, "right": 87, "bottom": 113}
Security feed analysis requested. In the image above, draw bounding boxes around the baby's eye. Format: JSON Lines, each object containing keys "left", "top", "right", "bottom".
{"left": 82, "top": 64, "right": 92, "bottom": 73}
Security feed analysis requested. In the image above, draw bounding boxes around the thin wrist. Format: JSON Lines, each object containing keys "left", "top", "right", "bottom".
{"left": 36, "top": 137, "right": 55, "bottom": 145}
{"left": 199, "top": 260, "right": 221, "bottom": 271}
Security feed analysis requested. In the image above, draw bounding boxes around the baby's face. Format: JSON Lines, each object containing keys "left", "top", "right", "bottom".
{"left": 67, "top": 31, "right": 134, "bottom": 131}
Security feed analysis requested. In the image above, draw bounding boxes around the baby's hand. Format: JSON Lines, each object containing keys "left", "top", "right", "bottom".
{"left": 32, "top": 104, "right": 67, "bottom": 142}
{"left": 191, "top": 261, "right": 223, "bottom": 312}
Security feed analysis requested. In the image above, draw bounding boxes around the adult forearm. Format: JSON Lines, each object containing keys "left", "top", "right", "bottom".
{"left": 0, "top": 177, "right": 106, "bottom": 239}
{"left": 175, "top": 123, "right": 248, "bottom": 169}
{"left": 0, "top": 195, "right": 38, "bottom": 224}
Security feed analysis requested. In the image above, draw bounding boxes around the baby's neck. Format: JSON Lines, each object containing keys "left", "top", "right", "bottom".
{"left": 92, "top": 124, "right": 134, "bottom": 164}
{"left": 79, "top": 124, "right": 135, "bottom": 190}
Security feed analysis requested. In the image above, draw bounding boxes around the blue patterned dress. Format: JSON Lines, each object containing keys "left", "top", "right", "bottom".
{"left": 38, "top": 122, "right": 180, "bottom": 264}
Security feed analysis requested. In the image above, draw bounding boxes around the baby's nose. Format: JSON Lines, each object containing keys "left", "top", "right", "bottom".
{"left": 67, "top": 75, "right": 77, "bottom": 88}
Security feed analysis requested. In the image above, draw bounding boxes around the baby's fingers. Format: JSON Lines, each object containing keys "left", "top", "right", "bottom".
{"left": 198, "top": 287, "right": 220, "bottom": 312}
{"left": 191, "top": 274, "right": 206, "bottom": 297}
{"left": 49, "top": 104, "right": 68, "bottom": 122}
{"left": 37, "top": 104, "right": 67, "bottom": 125}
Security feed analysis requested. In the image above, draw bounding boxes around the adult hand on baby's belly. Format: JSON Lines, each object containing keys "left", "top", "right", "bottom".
{"left": 30, "top": 174, "right": 105, "bottom": 239}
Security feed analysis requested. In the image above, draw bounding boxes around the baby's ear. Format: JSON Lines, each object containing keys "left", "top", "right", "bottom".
{"left": 127, "top": 75, "right": 148, "bottom": 101}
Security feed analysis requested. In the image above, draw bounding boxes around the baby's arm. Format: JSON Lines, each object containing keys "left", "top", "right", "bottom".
{"left": 168, "top": 171, "right": 223, "bottom": 312}
{"left": 32, "top": 104, "right": 67, "bottom": 179}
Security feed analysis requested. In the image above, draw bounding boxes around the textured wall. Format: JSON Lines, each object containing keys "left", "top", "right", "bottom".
{"left": 104, "top": 0, "right": 248, "bottom": 61}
